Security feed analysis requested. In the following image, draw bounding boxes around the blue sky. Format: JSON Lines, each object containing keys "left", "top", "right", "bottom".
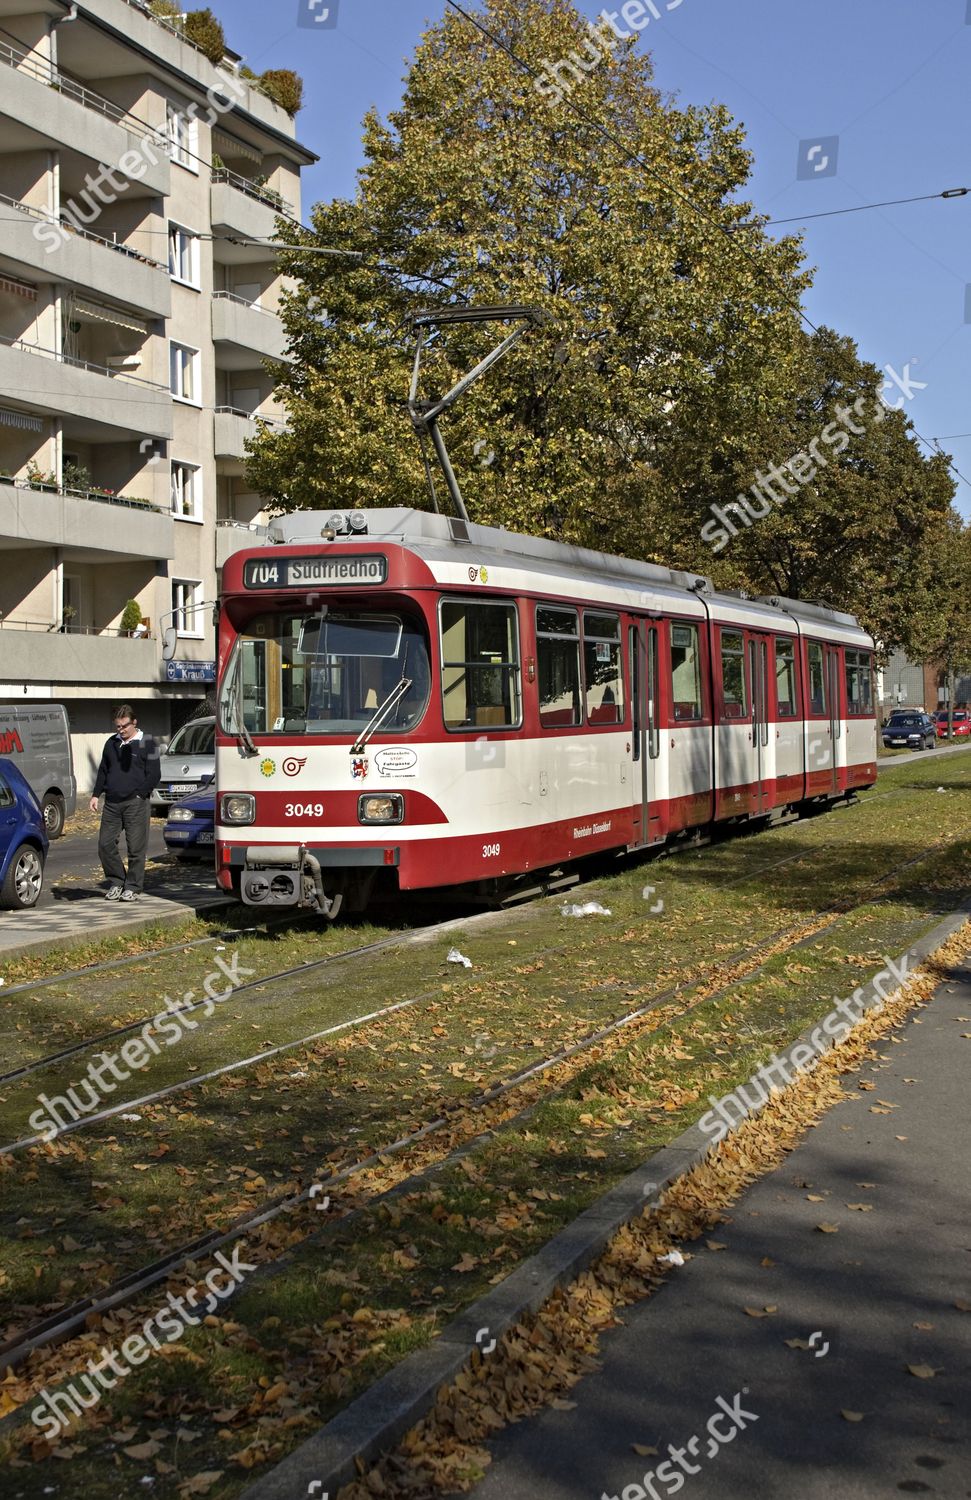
{"left": 234, "top": 0, "right": 971, "bottom": 513}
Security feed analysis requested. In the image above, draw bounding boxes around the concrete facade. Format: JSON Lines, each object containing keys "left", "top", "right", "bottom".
{"left": 0, "top": 0, "right": 313, "bottom": 785}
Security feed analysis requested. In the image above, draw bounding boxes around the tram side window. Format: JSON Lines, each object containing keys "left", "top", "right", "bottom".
{"left": 807, "top": 641, "right": 827, "bottom": 714}
{"left": 671, "top": 622, "right": 702, "bottom": 720}
{"left": 845, "top": 649, "right": 873, "bottom": 715}
{"left": 720, "top": 630, "right": 747, "bottom": 719}
{"left": 583, "top": 612, "right": 623, "bottom": 724}
{"left": 775, "top": 638, "right": 797, "bottom": 717}
{"left": 440, "top": 599, "right": 521, "bottom": 730}
{"left": 537, "top": 606, "right": 582, "bottom": 728}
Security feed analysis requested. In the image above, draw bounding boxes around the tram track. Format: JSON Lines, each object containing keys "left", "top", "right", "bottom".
{"left": 0, "top": 831, "right": 962, "bottom": 1389}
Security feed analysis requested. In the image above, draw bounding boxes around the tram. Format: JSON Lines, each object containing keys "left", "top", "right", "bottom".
{"left": 213, "top": 506, "right": 878, "bottom": 918}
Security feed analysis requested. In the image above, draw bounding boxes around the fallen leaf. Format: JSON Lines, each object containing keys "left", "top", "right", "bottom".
{"left": 806, "top": 1194, "right": 826, "bottom": 1202}
{"left": 954, "top": 1299, "right": 971, "bottom": 1313}
{"left": 906, "top": 1364, "right": 939, "bottom": 1379}
{"left": 760, "top": 1257, "right": 776, "bottom": 1269}
{"left": 816, "top": 1223, "right": 839, "bottom": 1234}
{"left": 706, "top": 1240, "right": 728, "bottom": 1252}
{"left": 846, "top": 1203, "right": 873, "bottom": 1212}
{"left": 631, "top": 1444, "right": 658, "bottom": 1457}
{"left": 123, "top": 1439, "right": 161, "bottom": 1460}
{"left": 744, "top": 1305, "right": 777, "bottom": 1318}
{"left": 913, "top": 1321, "right": 934, "bottom": 1331}
{"left": 784, "top": 1338, "right": 811, "bottom": 1349}
{"left": 551, "top": 1399, "right": 576, "bottom": 1411}
{"left": 895, "top": 1135, "right": 908, "bottom": 1141}
{"left": 179, "top": 1474, "right": 224, "bottom": 1496}
{"left": 841, "top": 1410, "right": 865, "bottom": 1422}
{"left": 451, "top": 1253, "right": 479, "bottom": 1274}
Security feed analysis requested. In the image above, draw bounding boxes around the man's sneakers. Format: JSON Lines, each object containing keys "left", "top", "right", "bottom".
{"left": 104, "top": 885, "right": 123, "bottom": 901}
{"left": 120, "top": 889, "right": 139, "bottom": 902}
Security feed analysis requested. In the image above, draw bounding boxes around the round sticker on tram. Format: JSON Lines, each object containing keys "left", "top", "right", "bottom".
{"left": 375, "top": 747, "right": 418, "bottom": 778}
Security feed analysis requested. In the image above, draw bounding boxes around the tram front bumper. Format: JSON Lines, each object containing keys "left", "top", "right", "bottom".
{"left": 231, "top": 844, "right": 400, "bottom": 911}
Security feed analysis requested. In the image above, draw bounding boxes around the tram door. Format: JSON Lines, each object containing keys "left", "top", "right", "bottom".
{"left": 805, "top": 640, "right": 839, "bottom": 795}
{"left": 826, "top": 644, "right": 842, "bottom": 794}
{"left": 629, "top": 621, "right": 665, "bottom": 844}
{"left": 748, "top": 634, "right": 771, "bottom": 813}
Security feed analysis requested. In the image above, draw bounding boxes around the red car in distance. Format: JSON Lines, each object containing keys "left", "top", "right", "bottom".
{"left": 934, "top": 710, "right": 971, "bottom": 739}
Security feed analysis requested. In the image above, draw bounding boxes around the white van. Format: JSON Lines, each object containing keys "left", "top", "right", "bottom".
{"left": 0, "top": 705, "right": 77, "bottom": 836}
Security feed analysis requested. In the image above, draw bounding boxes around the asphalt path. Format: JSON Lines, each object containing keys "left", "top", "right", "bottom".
{"left": 471, "top": 970, "right": 971, "bottom": 1500}
{"left": 40, "top": 814, "right": 172, "bottom": 911}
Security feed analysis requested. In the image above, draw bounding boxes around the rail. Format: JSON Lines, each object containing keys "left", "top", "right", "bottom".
{"left": 0, "top": 189, "right": 166, "bottom": 271}
{"left": 0, "top": 617, "right": 153, "bottom": 636}
{"left": 117, "top": 0, "right": 209, "bottom": 57}
{"left": 210, "top": 166, "right": 293, "bottom": 216}
{"left": 0, "top": 332, "right": 168, "bottom": 392}
{"left": 0, "top": 38, "right": 143, "bottom": 130}
{"left": 213, "top": 404, "right": 286, "bottom": 429}
{"left": 0, "top": 473, "right": 167, "bottom": 514}
{"left": 211, "top": 290, "right": 280, "bottom": 317}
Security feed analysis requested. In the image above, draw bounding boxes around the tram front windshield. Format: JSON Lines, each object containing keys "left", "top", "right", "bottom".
{"left": 220, "top": 609, "right": 430, "bottom": 735}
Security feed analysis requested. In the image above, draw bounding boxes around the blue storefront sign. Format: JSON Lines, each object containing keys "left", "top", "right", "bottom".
{"left": 164, "top": 660, "right": 216, "bottom": 683}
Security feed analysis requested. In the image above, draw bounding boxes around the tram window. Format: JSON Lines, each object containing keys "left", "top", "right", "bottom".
{"left": 440, "top": 599, "right": 521, "bottom": 731}
{"left": 720, "top": 630, "right": 747, "bottom": 718}
{"left": 671, "top": 622, "right": 702, "bottom": 720}
{"left": 775, "top": 638, "right": 797, "bottom": 717}
{"left": 537, "top": 606, "right": 582, "bottom": 728}
{"left": 845, "top": 649, "right": 873, "bottom": 715}
{"left": 807, "top": 641, "right": 827, "bottom": 714}
{"left": 583, "top": 612, "right": 623, "bottom": 724}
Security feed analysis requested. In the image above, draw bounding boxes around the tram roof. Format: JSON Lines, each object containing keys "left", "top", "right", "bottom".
{"left": 264, "top": 507, "right": 867, "bottom": 638}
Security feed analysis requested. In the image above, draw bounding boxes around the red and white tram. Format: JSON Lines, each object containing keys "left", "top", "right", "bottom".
{"left": 214, "top": 508, "right": 877, "bottom": 918}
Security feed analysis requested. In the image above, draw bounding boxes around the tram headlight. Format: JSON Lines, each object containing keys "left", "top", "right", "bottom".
{"left": 348, "top": 510, "right": 368, "bottom": 533}
{"left": 358, "top": 793, "right": 404, "bottom": 824}
{"left": 220, "top": 792, "right": 256, "bottom": 824}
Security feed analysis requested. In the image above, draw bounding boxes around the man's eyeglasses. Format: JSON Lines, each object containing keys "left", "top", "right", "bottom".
{"left": 114, "top": 720, "right": 133, "bottom": 730}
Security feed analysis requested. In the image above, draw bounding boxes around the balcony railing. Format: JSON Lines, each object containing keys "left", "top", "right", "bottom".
{"left": 0, "top": 617, "right": 151, "bottom": 636}
{"left": 0, "top": 473, "right": 166, "bottom": 514}
{"left": 0, "top": 38, "right": 150, "bottom": 133}
{"left": 210, "top": 166, "right": 293, "bottom": 217}
{"left": 0, "top": 333, "right": 167, "bottom": 392}
{"left": 212, "top": 290, "right": 279, "bottom": 315}
{"left": 217, "top": 518, "right": 269, "bottom": 535}
{"left": 213, "top": 404, "right": 286, "bottom": 429}
{"left": 118, "top": 0, "right": 210, "bottom": 57}
{"left": 0, "top": 189, "right": 166, "bottom": 271}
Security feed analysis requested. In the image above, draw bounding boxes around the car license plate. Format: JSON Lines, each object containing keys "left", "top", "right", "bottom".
{"left": 170, "top": 782, "right": 194, "bottom": 794}
{"left": 197, "top": 831, "right": 214, "bottom": 843}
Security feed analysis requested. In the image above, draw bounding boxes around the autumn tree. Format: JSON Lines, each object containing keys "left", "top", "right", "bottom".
{"left": 247, "top": 0, "right": 955, "bottom": 651}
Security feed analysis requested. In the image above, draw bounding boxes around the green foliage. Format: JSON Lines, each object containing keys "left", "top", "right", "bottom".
{"left": 120, "top": 599, "right": 144, "bottom": 634}
{"left": 147, "top": 0, "right": 181, "bottom": 20}
{"left": 183, "top": 8, "right": 226, "bottom": 63}
{"left": 257, "top": 69, "right": 304, "bottom": 115}
{"left": 246, "top": 0, "right": 956, "bottom": 654}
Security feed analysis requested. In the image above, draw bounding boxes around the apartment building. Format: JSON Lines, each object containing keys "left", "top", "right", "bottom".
{"left": 0, "top": 0, "right": 315, "bottom": 781}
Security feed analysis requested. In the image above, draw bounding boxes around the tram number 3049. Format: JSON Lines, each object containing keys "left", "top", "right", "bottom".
{"left": 285, "top": 802, "right": 325, "bottom": 818}
{"left": 482, "top": 842, "right": 501, "bottom": 858}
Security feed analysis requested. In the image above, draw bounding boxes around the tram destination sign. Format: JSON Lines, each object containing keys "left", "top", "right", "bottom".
{"left": 243, "top": 554, "right": 388, "bottom": 589}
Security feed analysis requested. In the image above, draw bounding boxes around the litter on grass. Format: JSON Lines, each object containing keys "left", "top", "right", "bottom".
{"left": 658, "top": 1249, "right": 685, "bottom": 1267}
{"left": 561, "top": 901, "right": 612, "bottom": 918}
{"left": 447, "top": 947, "right": 473, "bottom": 968}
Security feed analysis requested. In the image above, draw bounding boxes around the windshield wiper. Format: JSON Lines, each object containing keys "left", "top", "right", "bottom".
{"left": 227, "top": 654, "right": 258, "bottom": 759}
{"left": 351, "top": 676, "right": 412, "bottom": 754}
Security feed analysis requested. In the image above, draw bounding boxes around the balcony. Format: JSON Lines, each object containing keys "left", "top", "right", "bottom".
{"left": 0, "top": 476, "right": 174, "bottom": 561}
{"left": 0, "top": 337, "right": 172, "bottom": 442}
{"left": 211, "top": 292, "right": 288, "bottom": 368}
{"left": 0, "top": 193, "right": 170, "bottom": 320}
{"left": 0, "top": 40, "right": 169, "bottom": 197}
{"left": 216, "top": 519, "right": 269, "bottom": 569}
{"left": 0, "top": 624, "right": 158, "bottom": 686}
{"left": 213, "top": 405, "right": 285, "bottom": 474}
{"left": 210, "top": 170, "right": 293, "bottom": 262}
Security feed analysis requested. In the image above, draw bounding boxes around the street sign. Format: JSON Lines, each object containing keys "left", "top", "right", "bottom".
{"left": 164, "top": 660, "right": 216, "bottom": 683}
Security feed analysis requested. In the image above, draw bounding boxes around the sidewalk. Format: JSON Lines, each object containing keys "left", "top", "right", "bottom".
{"left": 0, "top": 868, "right": 229, "bottom": 962}
{"left": 470, "top": 970, "right": 971, "bottom": 1499}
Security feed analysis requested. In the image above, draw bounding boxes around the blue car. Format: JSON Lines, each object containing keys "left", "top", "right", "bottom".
{"left": 0, "top": 757, "right": 48, "bottom": 909}
{"left": 163, "top": 780, "right": 215, "bottom": 860}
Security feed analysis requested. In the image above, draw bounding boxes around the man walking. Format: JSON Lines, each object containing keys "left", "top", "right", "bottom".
{"left": 89, "top": 705, "right": 160, "bottom": 901}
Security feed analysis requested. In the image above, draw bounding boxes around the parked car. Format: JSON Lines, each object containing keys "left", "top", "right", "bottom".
{"left": 934, "top": 710, "right": 971, "bottom": 739}
{"left": 882, "top": 711, "right": 937, "bottom": 750}
{"left": 0, "top": 705, "right": 76, "bottom": 836}
{"left": 0, "top": 757, "right": 49, "bottom": 909}
{"left": 151, "top": 716, "right": 215, "bottom": 813}
{"left": 163, "top": 781, "right": 215, "bottom": 860}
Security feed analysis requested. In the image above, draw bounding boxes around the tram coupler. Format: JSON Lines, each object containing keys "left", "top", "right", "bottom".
{"left": 239, "top": 845, "right": 343, "bottom": 919}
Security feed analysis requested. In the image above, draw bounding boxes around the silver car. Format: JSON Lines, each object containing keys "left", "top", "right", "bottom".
{"left": 151, "top": 715, "right": 215, "bottom": 812}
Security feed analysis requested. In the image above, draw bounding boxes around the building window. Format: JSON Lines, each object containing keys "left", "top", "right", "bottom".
{"left": 169, "top": 341, "right": 200, "bottom": 404}
{"left": 537, "top": 605, "right": 581, "bottom": 728}
{"left": 166, "top": 101, "right": 198, "bottom": 171}
{"left": 172, "top": 578, "right": 203, "bottom": 638}
{"left": 168, "top": 223, "right": 200, "bottom": 287}
{"left": 670, "top": 621, "right": 702, "bottom": 720}
{"left": 440, "top": 599, "right": 521, "bottom": 730}
{"left": 720, "top": 630, "right": 747, "bottom": 719}
{"left": 775, "top": 637, "right": 797, "bottom": 717}
{"left": 171, "top": 461, "right": 201, "bottom": 521}
{"left": 583, "top": 611, "right": 622, "bottom": 724}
